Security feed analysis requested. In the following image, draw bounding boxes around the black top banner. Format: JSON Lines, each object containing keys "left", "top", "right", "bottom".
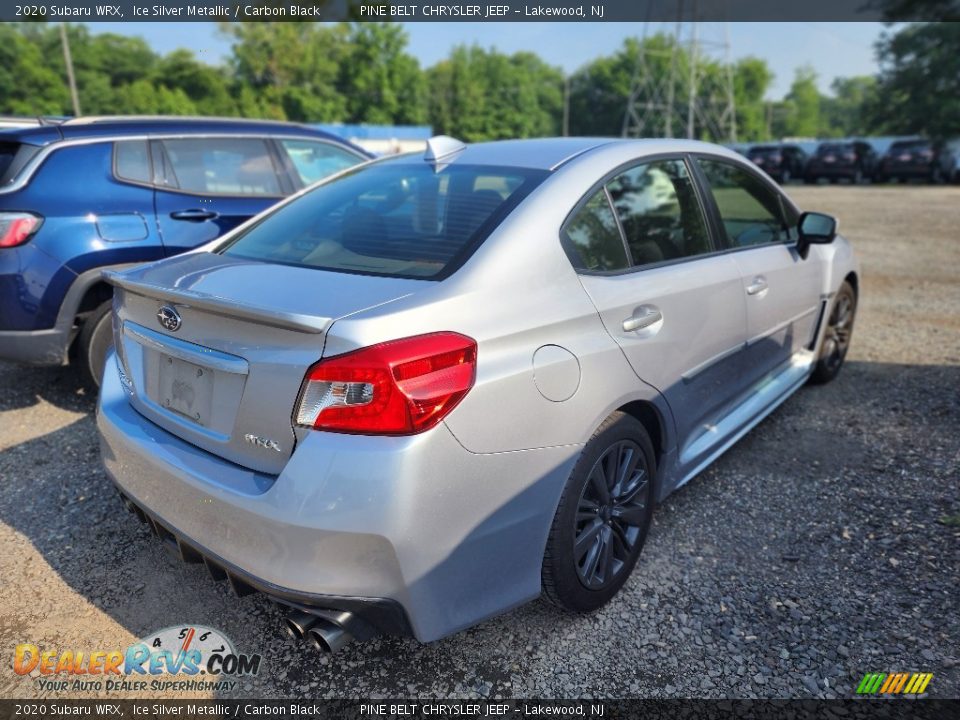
{"left": 4, "top": 0, "right": 959, "bottom": 22}
{"left": 2, "top": 699, "right": 960, "bottom": 720}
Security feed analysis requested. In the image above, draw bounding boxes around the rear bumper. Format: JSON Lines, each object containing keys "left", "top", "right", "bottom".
{"left": 806, "top": 165, "right": 859, "bottom": 178}
{"left": 97, "top": 352, "right": 580, "bottom": 642}
{"left": 0, "top": 327, "right": 69, "bottom": 364}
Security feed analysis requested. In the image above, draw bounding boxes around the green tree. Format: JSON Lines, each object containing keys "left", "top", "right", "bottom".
{"left": 338, "top": 23, "right": 425, "bottom": 124}
{"left": 782, "top": 66, "right": 821, "bottom": 137}
{"left": 154, "top": 50, "right": 236, "bottom": 116}
{"left": 820, "top": 76, "right": 878, "bottom": 137}
{"left": 0, "top": 24, "right": 68, "bottom": 114}
{"left": 427, "top": 45, "right": 563, "bottom": 140}
{"left": 220, "top": 22, "right": 349, "bottom": 121}
{"left": 732, "top": 57, "right": 774, "bottom": 141}
{"left": 871, "top": 22, "right": 960, "bottom": 139}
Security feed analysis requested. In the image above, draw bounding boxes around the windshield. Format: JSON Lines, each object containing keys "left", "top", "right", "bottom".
{"left": 219, "top": 161, "right": 547, "bottom": 279}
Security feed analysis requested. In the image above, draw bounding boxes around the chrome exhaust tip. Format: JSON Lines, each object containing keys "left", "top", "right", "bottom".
{"left": 306, "top": 620, "right": 353, "bottom": 653}
{"left": 284, "top": 610, "right": 319, "bottom": 641}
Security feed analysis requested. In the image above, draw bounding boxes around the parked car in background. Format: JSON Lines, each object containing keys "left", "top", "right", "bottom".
{"left": 0, "top": 116, "right": 370, "bottom": 386}
{"left": 746, "top": 143, "right": 808, "bottom": 183}
{"left": 876, "top": 139, "right": 957, "bottom": 184}
{"left": 805, "top": 141, "right": 877, "bottom": 184}
{"left": 98, "top": 136, "right": 858, "bottom": 650}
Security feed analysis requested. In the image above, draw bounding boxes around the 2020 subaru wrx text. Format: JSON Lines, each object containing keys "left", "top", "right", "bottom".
{"left": 0, "top": 116, "right": 369, "bottom": 386}
{"left": 97, "top": 137, "right": 858, "bottom": 650}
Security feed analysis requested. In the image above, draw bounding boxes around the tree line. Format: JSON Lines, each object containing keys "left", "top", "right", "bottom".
{"left": 1, "top": 21, "right": 956, "bottom": 142}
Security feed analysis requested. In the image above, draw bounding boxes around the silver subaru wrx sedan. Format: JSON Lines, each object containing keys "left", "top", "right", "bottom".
{"left": 97, "top": 137, "right": 858, "bottom": 650}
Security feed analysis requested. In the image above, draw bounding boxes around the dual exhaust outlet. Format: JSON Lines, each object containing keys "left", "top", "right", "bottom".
{"left": 284, "top": 609, "right": 367, "bottom": 653}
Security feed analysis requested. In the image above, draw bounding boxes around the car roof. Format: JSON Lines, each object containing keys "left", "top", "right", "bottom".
{"left": 0, "top": 116, "right": 370, "bottom": 155}
{"left": 387, "top": 137, "right": 745, "bottom": 171}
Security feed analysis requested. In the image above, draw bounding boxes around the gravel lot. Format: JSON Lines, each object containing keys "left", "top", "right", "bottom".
{"left": 1, "top": 185, "right": 957, "bottom": 700}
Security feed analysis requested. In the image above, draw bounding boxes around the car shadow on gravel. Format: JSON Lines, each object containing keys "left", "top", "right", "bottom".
{"left": 0, "top": 359, "right": 957, "bottom": 698}
{"left": 0, "top": 361, "right": 94, "bottom": 414}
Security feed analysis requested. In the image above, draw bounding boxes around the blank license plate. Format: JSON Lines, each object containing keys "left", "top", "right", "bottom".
{"left": 158, "top": 354, "right": 214, "bottom": 426}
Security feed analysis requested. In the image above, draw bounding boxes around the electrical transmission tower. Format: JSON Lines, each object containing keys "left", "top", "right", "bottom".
{"left": 622, "top": 14, "right": 737, "bottom": 143}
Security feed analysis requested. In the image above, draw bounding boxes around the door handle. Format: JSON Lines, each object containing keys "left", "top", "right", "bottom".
{"left": 746, "top": 276, "right": 769, "bottom": 296}
{"left": 169, "top": 209, "right": 218, "bottom": 222}
{"left": 622, "top": 306, "right": 663, "bottom": 333}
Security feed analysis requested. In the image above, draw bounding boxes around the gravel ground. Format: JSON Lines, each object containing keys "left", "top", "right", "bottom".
{"left": 0, "top": 185, "right": 957, "bottom": 700}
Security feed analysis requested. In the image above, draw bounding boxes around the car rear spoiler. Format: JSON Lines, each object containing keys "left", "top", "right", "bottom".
{"left": 102, "top": 270, "right": 329, "bottom": 334}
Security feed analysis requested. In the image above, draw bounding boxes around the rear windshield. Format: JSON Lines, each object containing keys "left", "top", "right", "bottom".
{"left": 219, "top": 161, "right": 547, "bottom": 279}
{"left": 817, "top": 144, "right": 851, "bottom": 155}
{"left": 889, "top": 140, "right": 931, "bottom": 152}
{"left": 748, "top": 146, "right": 780, "bottom": 157}
{"left": 0, "top": 142, "right": 39, "bottom": 186}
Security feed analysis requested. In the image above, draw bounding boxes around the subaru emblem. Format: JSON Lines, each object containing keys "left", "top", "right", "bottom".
{"left": 157, "top": 305, "right": 181, "bottom": 332}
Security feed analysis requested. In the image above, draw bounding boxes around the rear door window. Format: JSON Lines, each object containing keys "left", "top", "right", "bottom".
{"left": 156, "top": 138, "right": 283, "bottom": 197}
{"left": 278, "top": 139, "right": 364, "bottom": 186}
{"left": 219, "top": 161, "right": 547, "bottom": 279}
{"left": 607, "top": 159, "right": 712, "bottom": 267}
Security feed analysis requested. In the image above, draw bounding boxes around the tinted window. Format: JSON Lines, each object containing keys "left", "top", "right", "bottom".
{"left": 564, "top": 190, "right": 629, "bottom": 272}
{"left": 889, "top": 140, "right": 931, "bottom": 153}
{"left": 817, "top": 143, "right": 851, "bottom": 156}
{"left": 748, "top": 146, "right": 780, "bottom": 158}
{"left": 607, "top": 159, "right": 711, "bottom": 267}
{"left": 279, "top": 139, "right": 362, "bottom": 186}
{"left": 159, "top": 138, "right": 281, "bottom": 196}
{"left": 220, "top": 162, "right": 546, "bottom": 279}
{"left": 114, "top": 140, "right": 151, "bottom": 184}
{"left": 697, "top": 158, "right": 789, "bottom": 248}
{"left": 0, "top": 142, "right": 40, "bottom": 186}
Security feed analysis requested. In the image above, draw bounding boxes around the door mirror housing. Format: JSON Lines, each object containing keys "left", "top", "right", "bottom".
{"left": 797, "top": 211, "right": 838, "bottom": 259}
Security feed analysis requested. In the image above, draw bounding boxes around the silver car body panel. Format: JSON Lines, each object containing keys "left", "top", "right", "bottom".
{"left": 98, "top": 138, "right": 859, "bottom": 641}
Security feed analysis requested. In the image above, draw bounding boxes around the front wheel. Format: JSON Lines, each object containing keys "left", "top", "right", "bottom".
{"left": 542, "top": 413, "right": 655, "bottom": 612}
{"left": 810, "top": 281, "right": 857, "bottom": 384}
{"left": 78, "top": 299, "right": 114, "bottom": 390}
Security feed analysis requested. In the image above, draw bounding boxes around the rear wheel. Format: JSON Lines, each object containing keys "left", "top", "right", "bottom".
{"left": 78, "top": 299, "right": 114, "bottom": 390}
{"left": 542, "top": 412, "right": 655, "bottom": 612}
{"left": 810, "top": 281, "right": 857, "bottom": 384}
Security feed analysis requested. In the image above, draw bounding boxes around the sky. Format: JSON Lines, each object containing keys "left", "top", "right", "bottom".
{"left": 87, "top": 21, "right": 885, "bottom": 100}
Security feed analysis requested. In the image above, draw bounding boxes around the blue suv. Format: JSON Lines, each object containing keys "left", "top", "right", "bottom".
{"left": 0, "top": 116, "right": 371, "bottom": 386}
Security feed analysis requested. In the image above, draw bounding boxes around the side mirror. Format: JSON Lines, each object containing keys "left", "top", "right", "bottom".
{"left": 796, "top": 211, "right": 838, "bottom": 259}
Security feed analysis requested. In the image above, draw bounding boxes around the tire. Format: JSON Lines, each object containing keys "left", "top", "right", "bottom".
{"left": 810, "top": 281, "right": 857, "bottom": 385}
{"left": 804, "top": 175, "right": 817, "bottom": 185}
{"left": 542, "top": 412, "right": 655, "bottom": 613}
{"left": 78, "top": 299, "right": 114, "bottom": 390}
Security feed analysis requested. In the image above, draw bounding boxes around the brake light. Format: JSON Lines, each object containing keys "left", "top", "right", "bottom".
{"left": 295, "top": 332, "right": 477, "bottom": 435}
{"left": 0, "top": 213, "right": 42, "bottom": 248}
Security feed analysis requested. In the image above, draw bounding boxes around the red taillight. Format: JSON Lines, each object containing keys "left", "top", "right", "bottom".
{"left": 0, "top": 213, "right": 42, "bottom": 248}
{"left": 295, "top": 332, "right": 477, "bottom": 435}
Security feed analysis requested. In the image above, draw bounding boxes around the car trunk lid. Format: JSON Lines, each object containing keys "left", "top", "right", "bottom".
{"left": 105, "top": 252, "right": 420, "bottom": 474}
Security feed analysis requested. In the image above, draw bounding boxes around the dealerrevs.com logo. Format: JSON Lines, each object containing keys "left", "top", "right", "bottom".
{"left": 13, "top": 625, "right": 261, "bottom": 693}
{"left": 856, "top": 672, "right": 934, "bottom": 695}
